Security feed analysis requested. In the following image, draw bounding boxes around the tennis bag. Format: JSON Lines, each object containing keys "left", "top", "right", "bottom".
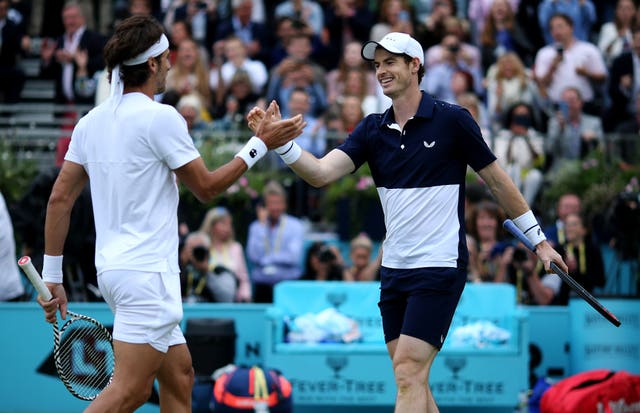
{"left": 211, "top": 365, "right": 292, "bottom": 413}
{"left": 540, "top": 369, "right": 640, "bottom": 413}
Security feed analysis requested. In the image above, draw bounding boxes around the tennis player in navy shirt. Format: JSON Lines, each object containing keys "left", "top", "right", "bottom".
{"left": 249, "top": 32, "right": 567, "bottom": 412}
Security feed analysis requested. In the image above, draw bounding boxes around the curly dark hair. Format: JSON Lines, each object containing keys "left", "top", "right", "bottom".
{"left": 103, "top": 15, "right": 165, "bottom": 89}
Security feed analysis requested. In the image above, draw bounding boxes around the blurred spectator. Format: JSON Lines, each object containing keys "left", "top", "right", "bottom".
{"left": 177, "top": 93, "right": 210, "bottom": 135}
{"left": 515, "top": 0, "right": 546, "bottom": 52}
{"left": 422, "top": 34, "right": 483, "bottom": 101}
{"left": 537, "top": 0, "right": 596, "bottom": 45}
{"left": 485, "top": 52, "right": 537, "bottom": 132}
{"left": 0, "top": 192, "right": 25, "bottom": 301}
{"left": 323, "top": 104, "right": 347, "bottom": 145}
{"left": 468, "top": 0, "right": 520, "bottom": 46}
{"left": 301, "top": 241, "right": 347, "bottom": 281}
{"left": 214, "top": 0, "right": 266, "bottom": 23}
{"left": 0, "top": 0, "right": 26, "bottom": 103}
{"left": 466, "top": 200, "right": 508, "bottom": 282}
{"left": 165, "top": 38, "right": 213, "bottom": 117}
{"left": 213, "top": 0, "right": 269, "bottom": 64}
{"left": 322, "top": 0, "right": 375, "bottom": 70}
{"left": 478, "top": 0, "right": 536, "bottom": 73}
{"left": 450, "top": 69, "right": 477, "bottom": 103}
{"left": 163, "top": 0, "right": 217, "bottom": 48}
{"left": 199, "top": 206, "right": 251, "bottom": 302}
{"left": 179, "top": 231, "right": 238, "bottom": 303}
{"left": 5, "top": 0, "right": 30, "bottom": 34}
{"left": 543, "top": 192, "right": 582, "bottom": 246}
{"left": 546, "top": 87, "right": 604, "bottom": 172}
{"left": 10, "top": 165, "right": 97, "bottom": 301}
{"left": 344, "top": 233, "right": 382, "bottom": 281}
{"left": 286, "top": 87, "right": 326, "bottom": 157}
{"left": 597, "top": 0, "right": 636, "bottom": 67}
{"left": 112, "top": 0, "right": 162, "bottom": 30}
{"left": 496, "top": 241, "right": 562, "bottom": 305}
{"left": 415, "top": 0, "right": 471, "bottom": 21}
{"left": 417, "top": 0, "right": 458, "bottom": 49}
{"left": 492, "top": 102, "right": 545, "bottom": 206}
{"left": 265, "top": 32, "right": 327, "bottom": 117}
{"left": 606, "top": 26, "right": 640, "bottom": 131}
{"left": 614, "top": 95, "right": 640, "bottom": 170}
{"left": 209, "top": 35, "right": 268, "bottom": 97}
{"left": 457, "top": 92, "right": 492, "bottom": 145}
{"left": 340, "top": 68, "right": 379, "bottom": 116}
{"left": 326, "top": 40, "right": 377, "bottom": 105}
{"left": 214, "top": 69, "right": 265, "bottom": 130}
{"left": 339, "top": 94, "right": 365, "bottom": 134}
{"left": 533, "top": 13, "right": 607, "bottom": 112}
{"left": 39, "top": 1, "right": 107, "bottom": 105}
{"left": 274, "top": 0, "right": 324, "bottom": 37}
{"left": 168, "top": 19, "right": 210, "bottom": 65}
{"left": 246, "top": 180, "right": 306, "bottom": 303}
{"left": 557, "top": 212, "right": 605, "bottom": 304}
{"left": 370, "top": 0, "right": 415, "bottom": 41}
{"left": 425, "top": 17, "right": 480, "bottom": 71}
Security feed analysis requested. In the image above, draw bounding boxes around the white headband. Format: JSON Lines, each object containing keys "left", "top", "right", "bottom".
{"left": 122, "top": 33, "right": 170, "bottom": 66}
{"left": 109, "top": 34, "right": 170, "bottom": 111}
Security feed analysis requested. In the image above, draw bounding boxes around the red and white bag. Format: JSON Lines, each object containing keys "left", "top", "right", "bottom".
{"left": 541, "top": 369, "right": 640, "bottom": 413}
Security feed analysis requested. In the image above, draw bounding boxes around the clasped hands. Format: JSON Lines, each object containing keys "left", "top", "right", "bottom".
{"left": 248, "top": 101, "right": 305, "bottom": 150}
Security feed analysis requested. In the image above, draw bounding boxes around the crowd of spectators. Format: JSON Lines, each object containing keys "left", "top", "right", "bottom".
{"left": 2, "top": 0, "right": 640, "bottom": 302}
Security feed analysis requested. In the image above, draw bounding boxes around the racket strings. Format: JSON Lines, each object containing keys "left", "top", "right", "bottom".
{"left": 54, "top": 316, "right": 114, "bottom": 400}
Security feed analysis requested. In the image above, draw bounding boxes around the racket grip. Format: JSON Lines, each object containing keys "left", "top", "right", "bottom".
{"left": 18, "top": 256, "right": 53, "bottom": 301}
{"left": 503, "top": 219, "right": 536, "bottom": 252}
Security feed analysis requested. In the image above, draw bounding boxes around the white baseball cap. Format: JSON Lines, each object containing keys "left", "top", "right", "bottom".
{"left": 361, "top": 32, "right": 424, "bottom": 65}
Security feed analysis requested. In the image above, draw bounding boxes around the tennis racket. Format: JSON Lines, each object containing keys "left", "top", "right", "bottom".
{"left": 502, "top": 219, "right": 622, "bottom": 327}
{"left": 18, "top": 256, "right": 115, "bottom": 400}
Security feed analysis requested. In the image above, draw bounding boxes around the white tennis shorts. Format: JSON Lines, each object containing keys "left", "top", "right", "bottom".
{"left": 98, "top": 269, "right": 186, "bottom": 353}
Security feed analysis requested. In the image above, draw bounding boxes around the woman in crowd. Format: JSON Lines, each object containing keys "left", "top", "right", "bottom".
{"left": 485, "top": 52, "right": 537, "bottom": 132}
{"left": 466, "top": 200, "right": 509, "bottom": 282}
{"left": 165, "top": 37, "right": 212, "bottom": 119}
{"left": 344, "top": 233, "right": 382, "bottom": 281}
{"left": 199, "top": 206, "right": 252, "bottom": 302}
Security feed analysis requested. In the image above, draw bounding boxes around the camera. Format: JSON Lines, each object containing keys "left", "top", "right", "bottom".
{"left": 192, "top": 245, "right": 209, "bottom": 262}
{"left": 318, "top": 246, "right": 337, "bottom": 263}
{"left": 512, "top": 248, "right": 528, "bottom": 263}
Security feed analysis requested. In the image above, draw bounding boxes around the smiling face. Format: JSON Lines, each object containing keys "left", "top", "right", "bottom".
{"left": 373, "top": 48, "right": 417, "bottom": 99}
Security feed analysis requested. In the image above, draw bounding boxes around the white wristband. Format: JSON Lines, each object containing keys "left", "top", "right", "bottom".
{"left": 513, "top": 210, "right": 547, "bottom": 248}
{"left": 275, "top": 141, "right": 302, "bottom": 165}
{"left": 42, "top": 254, "right": 64, "bottom": 284}
{"left": 235, "top": 136, "right": 267, "bottom": 169}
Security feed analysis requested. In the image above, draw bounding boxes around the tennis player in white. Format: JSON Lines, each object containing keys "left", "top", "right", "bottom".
{"left": 37, "top": 16, "right": 304, "bottom": 413}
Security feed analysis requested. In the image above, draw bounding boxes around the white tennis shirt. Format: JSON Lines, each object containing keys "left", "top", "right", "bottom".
{"left": 65, "top": 93, "right": 200, "bottom": 275}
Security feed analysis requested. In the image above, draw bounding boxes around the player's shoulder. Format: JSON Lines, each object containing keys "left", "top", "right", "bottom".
{"left": 430, "top": 98, "right": 469, "bottom": 120}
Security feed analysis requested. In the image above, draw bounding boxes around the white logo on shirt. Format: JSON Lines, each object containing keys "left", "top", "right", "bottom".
{"left": 424, "top": 141, "right": 435, "bottom": 148}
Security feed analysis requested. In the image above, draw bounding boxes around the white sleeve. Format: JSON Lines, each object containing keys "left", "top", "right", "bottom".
{"left": 148, "top": 105, "right": 201, "bottom": 170}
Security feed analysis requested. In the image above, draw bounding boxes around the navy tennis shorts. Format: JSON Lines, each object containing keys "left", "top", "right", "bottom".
{"left": 378, "top": 267, "right": 467, "bottom": 349}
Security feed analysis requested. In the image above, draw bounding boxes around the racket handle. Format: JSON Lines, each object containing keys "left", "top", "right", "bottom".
{"left": 503, "top": 219, "right": 536, "bottom": 252}
{"left": 18, "top": 256, "right": 53, "bottom": 301}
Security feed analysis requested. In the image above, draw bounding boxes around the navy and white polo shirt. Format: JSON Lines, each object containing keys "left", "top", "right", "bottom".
{"left": 337, "top": 92, "right": 496, "bottom": 270}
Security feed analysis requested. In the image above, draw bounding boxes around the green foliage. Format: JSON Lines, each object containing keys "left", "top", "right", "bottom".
{"left": 178, "top": 136, "right": 293, "bottom": 243}
{"left": 0, "top": 140, "right": 38, "bottom": 205}
{"left": 540, "top": 151, "right": 640, "bottom": 223}
{"left": 321, "top": 163, "right": 379, "bottom": 238}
